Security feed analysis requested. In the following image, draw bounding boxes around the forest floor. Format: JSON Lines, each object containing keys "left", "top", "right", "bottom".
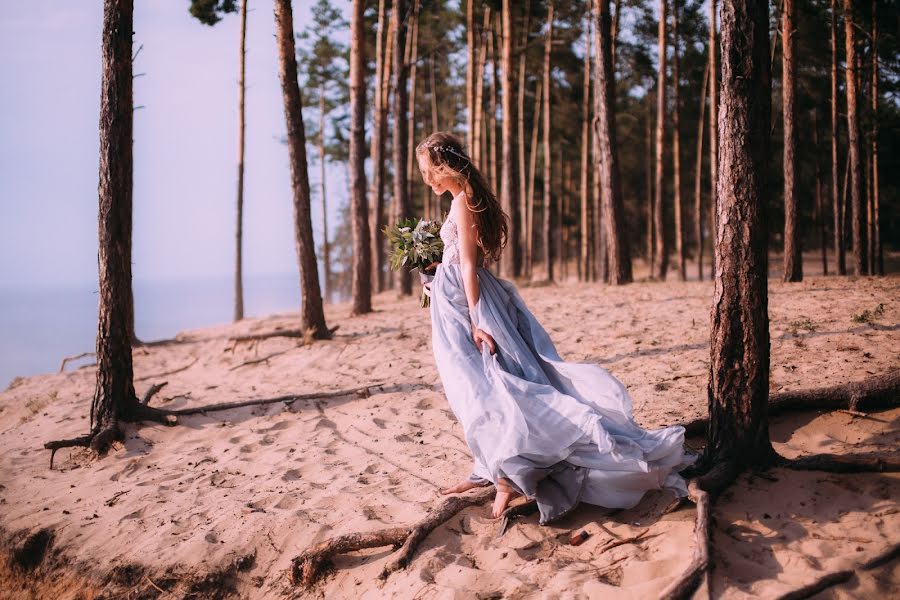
{"left": 0, "top": 261, "right": 898, "bottom": 599}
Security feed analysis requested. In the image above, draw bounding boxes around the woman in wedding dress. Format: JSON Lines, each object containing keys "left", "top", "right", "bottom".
{"left": 416, "top": 132, "right": 693, "bottom": 523}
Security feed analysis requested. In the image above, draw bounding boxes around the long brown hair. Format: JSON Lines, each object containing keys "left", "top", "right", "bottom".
{"left": 415, "top": 132, "right": 509, "bottom": 262}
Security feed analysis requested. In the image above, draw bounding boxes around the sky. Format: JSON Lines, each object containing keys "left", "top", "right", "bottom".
{"left": 0, "top": 2, "right": 349, "bottom": 290}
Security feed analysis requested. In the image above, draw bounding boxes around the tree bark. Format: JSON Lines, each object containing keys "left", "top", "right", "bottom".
{"left": 707, "top": 0, "right": 775, "bottom": 467}
{"left": 580, "top": 3, "right": 592, "bottom": 282}
{"left": 594, "top": 0, "right": 632, "bottom": 285}
{"left": 782, "top": 0, "right": 801, "bottom": 282}
{"left": 653, "top": 0, "right": 668, "bottom": 280}
{"left": 369, "top": 0, "right": 389, "bottom": 292}
{"left": 234, "top": 0, "right": 247, "bottom": 321}
{"left": 830, "top": 0, "right": 845, "bottom": 275}
{"left": 708, "top": 0, "right": 718, "bottom": 281}
{"left": 672, "top": 0, "right": 685, "bottom": 281}
{"left": 349, "top": 0, "right": 372, "bottom": 315}
{"left": 842, "top": 0, "right": 867, "bottom": 276}
{"left": 392, "top": 0, "right": 412, "bottom": 295}
{"left": 542, "top": 1, "right": 554, "bottom": 282}
{"left": 871, "top": 0, "right": 881, "bottom": 276}
{"left": 694, "top": 55, "right": 709, "bottom": 282}
{"left": 500, "top": 0, "right": 520, "bottom": 278}
{"left": 274, "top": 0, "right": 330, "bottom": 338}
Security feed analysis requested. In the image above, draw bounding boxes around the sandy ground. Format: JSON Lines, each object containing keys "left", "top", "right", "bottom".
{"left": 0, "top": 270, "right": 897, "bottom": 599}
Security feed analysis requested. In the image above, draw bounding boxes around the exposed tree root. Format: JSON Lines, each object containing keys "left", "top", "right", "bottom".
{"left": 44, "top": 401, "right": 176, "bottom": 468}
{"left": 774, "top": 542, "right": 900, "bottom": 600}
{"left": 680, "top": 370, "right": 900, "bottom": 436}
{"left": 58, "top": 352, "right": 95, "bottom": 373}
{"left": 291, "top": 487, "right": 495, "bottom": 588}
{"left": 140, "top": 382, "right": 167, "bottom": 405}
{"left": 229, "top": 324, "right": 340, "bottom": 345}
{"left": 660, "top": 461, "right": 740, "bottom": 600}
{"left": 167, "top": 383, "right": 380, "bottom": 416}
{"left": 781, "top": 451, "right": 900, "bottom": 473}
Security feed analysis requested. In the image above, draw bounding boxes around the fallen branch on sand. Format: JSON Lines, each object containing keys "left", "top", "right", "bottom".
{"left": 59, "top": 352, "right": 95, "bottom": 373}
{"left": 166, "top": 383, "right": 380, "bottom": 416}
{"left": 291, "top": 487, "right": 495, "bottom": 587}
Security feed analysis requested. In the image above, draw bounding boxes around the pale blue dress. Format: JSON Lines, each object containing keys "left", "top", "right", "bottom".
{"left": 429, "top": 206, "right": 693, "bottom": 524}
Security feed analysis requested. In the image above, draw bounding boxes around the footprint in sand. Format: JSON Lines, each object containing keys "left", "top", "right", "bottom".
{"left": 282, "top": 469, "right": 303, "bottom": 481}
{"left": 314, "top": 417, "right": 337, "bottom": 430}
{"left": 263, "top": 420, "right": 294, "bottom": 433}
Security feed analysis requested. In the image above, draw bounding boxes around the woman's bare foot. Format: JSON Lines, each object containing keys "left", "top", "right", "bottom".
{"left": 439, "top": 480, "right": 479, "bottom": 495}
{"left": 491, "top": 479, "right": 521, "bottom": 518}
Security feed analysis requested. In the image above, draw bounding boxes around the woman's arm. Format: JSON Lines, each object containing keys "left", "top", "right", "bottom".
{"left": 456, "top": 196, "right": 496, "bottom": 354}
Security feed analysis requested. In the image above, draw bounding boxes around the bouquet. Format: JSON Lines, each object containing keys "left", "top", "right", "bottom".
{"left": 385, "top": 217, "right": 443, "bottom": 307}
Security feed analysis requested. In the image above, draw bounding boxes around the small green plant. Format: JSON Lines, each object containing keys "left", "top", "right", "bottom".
{"left": 852, "top": 303, "right": 885, "bottom": 324}
{"left": 787, "top": 317, "right": 817, "bottom": 336}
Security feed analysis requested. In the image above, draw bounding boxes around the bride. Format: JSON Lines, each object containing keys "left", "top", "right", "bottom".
{"left": 415, "top": 131, "right": 693, "bottom": 522}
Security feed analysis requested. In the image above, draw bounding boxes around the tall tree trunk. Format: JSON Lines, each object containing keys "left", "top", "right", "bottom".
{"left": 517, "top": 0, "right": 530, "bottom": 260}
{"left": 707, "top": 0, "right": 775, "bottom": 467}
{"left": 466, "top": 0, "right": 475, "bottom": 152}
{"left": 392, "top": 0, "right": 412, "bottom": 294}
{"left": 318, "top": 92, "right": 330, "bottom": 303}
{"left": 406, "top": 0, "right": 420, "bottom": 204}
{"left": 782, "top": 0, "right": 801, "bottom": 282}
{"left": 429, "top": 54, "right": 438, "bottom": 134}
{"left": 842, "top": 0, "right": 866, "bottom": 275}
{"left": 594, "top": 0, "right": 632, "bottom": 285}
{"left": 349, "top": 0, "right": 372, "bottom": 315}
{"left": 709, "top": 0, "right": 718, "bottom": 281}
{"left": 234, "top": 0, "right": 247, "bottom": 321}
{"left": 830, "top": 0, "right": 845, "bottom": 275}
{"left": 542, "top": 1, "right": 554, "bottom": 281}
{"left": 653, "top": 0, "right": 668, "bottom": 280}
{"left": 274, "top": 0, "right": 330, "bottom": 338}
{"left": 369, "top": 0, "right": 389, "bottom": 292}
{"left": 581, "top": 2, "right": 592, "bottom": 282}
{"left": 473, "top": 8, "right": 490, "bottom": 166}
{"left": 672, "top": 0, "right": 685, "bottom": 281}
{"left": 500, "top": 0, "right": 520, "bottom": 278}
{"left": 814, "top": 109, "right": 828, "bottom": 276}
{"left": 871, "top": 0, "right": 882, "bottom": 276}
{"left": 694, "top": 54, "right": 709, "bottom": 282}
{"left": 489, "top": 13, "right": 499, "bottom": 197}
{"left": 92, "top": 0, "right": 138, "bottom": 438}
{"left": 646, "top": 97, "right": 655, "bottom": 275}
{"left": 527, "top": 79, "right": 542, "bottom": 279}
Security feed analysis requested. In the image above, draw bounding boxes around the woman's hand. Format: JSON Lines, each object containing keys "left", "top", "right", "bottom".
{"left": 425, "top": 261, "right": 441, "bottom": 272}
{"left": 472, "top": 327, "right": 496, "bottom": 354}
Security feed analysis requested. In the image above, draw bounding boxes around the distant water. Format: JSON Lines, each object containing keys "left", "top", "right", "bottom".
{"left": 0, "top": 274, "right": 312, "bottom": 390}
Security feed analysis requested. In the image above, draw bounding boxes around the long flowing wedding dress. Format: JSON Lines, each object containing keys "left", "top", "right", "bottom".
{"left": 429, "top": 201, "right": 694, "bottom": 524}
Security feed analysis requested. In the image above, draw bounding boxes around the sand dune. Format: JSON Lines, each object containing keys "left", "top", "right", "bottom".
{"left": 0, "top": 274, "right": 897, "bottom": 599}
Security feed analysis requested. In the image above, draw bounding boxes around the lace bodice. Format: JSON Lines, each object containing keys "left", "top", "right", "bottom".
{"left": 439, "top": 211, "right": 461, "bottom": 265}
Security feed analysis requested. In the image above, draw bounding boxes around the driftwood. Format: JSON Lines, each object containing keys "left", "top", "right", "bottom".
{"left": 291, "top": 487, "right": 495, "bottom": 587}
{"left": 680, "top": 370, "right": 900, "bottom": 437}
{"left": 774, "top": 542, "right": 900, "bottom": 600}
